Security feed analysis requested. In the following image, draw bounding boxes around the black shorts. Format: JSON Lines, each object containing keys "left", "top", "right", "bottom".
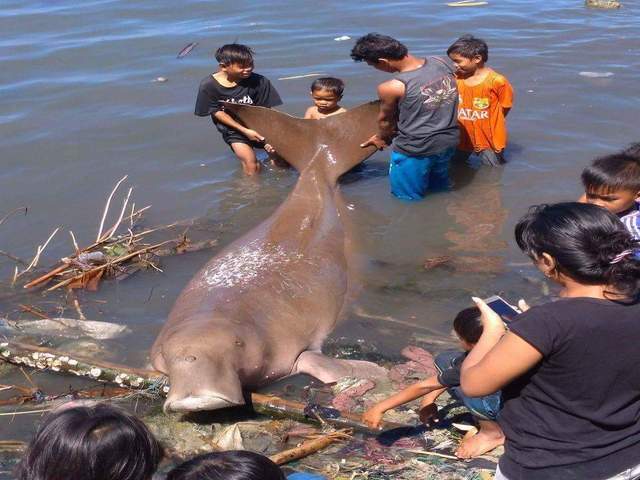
{"left": 220, "top": 128, "right": 263, "bottom": 150}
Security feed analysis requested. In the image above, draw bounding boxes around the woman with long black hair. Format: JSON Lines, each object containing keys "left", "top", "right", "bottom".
{"left": 461, "top": 202, "right": 640, "bottom": 479}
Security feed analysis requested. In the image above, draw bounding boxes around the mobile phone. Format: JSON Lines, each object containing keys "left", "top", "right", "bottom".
{"left": 483, "top": 295, "right": 521, "bottom": 323}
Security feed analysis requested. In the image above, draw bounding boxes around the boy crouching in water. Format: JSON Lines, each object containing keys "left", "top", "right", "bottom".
{"left": 580, "top": 143, "right": 640, "bottom": 240}
{"left": 362, "top": 307, "right": 504, "bottom": 459}
{"left": 304, "top": 77, "right": 347, "bottom": 119}
{"left": 194, "top": 43, "right": 282, "bottom": 175}
{"left": 447, "top": 35, "right": 514, "bottom": 166}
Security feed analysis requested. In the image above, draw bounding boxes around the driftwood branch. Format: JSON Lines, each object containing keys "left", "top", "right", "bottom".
{"left": 269, "top": 429, "right": 352, "bottom": 465}
{"left": 0, "top": 341, "right": 403, "bottom": 432}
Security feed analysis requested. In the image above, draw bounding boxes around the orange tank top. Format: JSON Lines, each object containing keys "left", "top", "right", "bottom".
{"left": 456, "top": 70, "right": 514, "bottom": 153}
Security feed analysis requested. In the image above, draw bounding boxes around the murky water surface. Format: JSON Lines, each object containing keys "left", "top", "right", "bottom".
{"left": 1, "top": 0, "right": 639, "bottom": 455}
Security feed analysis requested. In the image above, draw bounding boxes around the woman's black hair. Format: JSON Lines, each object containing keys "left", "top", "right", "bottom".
{"left": 215, "top": 44, "right": 254, "bottom": 66}
{"left": 166, "top": 451, "right": 286, "bottom": 480}
{"left": 515, "top": 202, "right": 640, "bottom": 300}
{"left": 446, "top": 34, "right": 489, "bottom": 62}
{"left": 350, "top": 33, "right": 408, "bottom": 63}
{"left": 17, "top": 403, "right": 162, "bottom": 480}
{"left": 453, "top": 306, "right": 483, "bottom": 344}
{"left": 311, "top": 77, "right": 344, "bottom": 97}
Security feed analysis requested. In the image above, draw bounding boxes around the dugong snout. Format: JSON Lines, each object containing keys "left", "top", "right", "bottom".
{"left": 163, "top": 390, "right": 242, "bottom": 413}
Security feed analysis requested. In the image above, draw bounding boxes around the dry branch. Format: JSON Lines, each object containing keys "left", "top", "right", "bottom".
{"left": 269, "top": 429, "right": 353, "bottom": 465}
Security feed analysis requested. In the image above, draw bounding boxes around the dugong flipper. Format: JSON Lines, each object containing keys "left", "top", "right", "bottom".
{"left": 151, "top": 102, "right": 386, "bottom": 412}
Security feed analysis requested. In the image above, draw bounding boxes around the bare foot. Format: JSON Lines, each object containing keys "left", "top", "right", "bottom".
{"left": 455, "top": 420, "right": 505, "bottom": 459}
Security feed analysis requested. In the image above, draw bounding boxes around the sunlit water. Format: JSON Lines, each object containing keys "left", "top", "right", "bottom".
{"left": 0, "top": 0, "right": 639, "bottom": 455}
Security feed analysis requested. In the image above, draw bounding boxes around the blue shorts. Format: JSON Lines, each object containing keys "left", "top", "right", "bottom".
{"left": 389, "top": 147, "right": 455, "bottom": 201}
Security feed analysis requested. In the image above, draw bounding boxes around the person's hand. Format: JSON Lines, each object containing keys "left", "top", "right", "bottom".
{"left": 362, "top": 405, "right": 384, "bottom": 429}
{"left": 264, "top": 143, "right": 276, "bottom": 154}
{"left": 360, "top": 134, "right": 388, "bottom": 150}
{"left": 518, "top": 299, "right": 530, "bottom": 312}
{"left": 243, "top": 129, "right": 265, "bottom": 143}
{"left": 471, "top": 297, "right": 507, "bottom": 334}
{"left": 418, "top": 403, "right": 439, "bottom": 426}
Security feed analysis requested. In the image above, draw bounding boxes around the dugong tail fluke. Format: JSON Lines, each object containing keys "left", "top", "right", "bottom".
{"left": 224, "top": 101, "right": 380, "bottom": 182}
{"left": 152, "top": 102, "right": 387, "bottom": 413}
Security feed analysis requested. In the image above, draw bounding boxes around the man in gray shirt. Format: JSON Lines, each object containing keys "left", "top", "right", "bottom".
{"left": 352, "top": 34, "right": 459, "bottom": 201}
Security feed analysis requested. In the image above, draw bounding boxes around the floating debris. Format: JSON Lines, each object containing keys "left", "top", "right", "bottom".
{"left": 0, "top": 317, "right": 129, "bottom": 340}
{"left": 334, "top": 35, "right": 351, "bottom": 41}
{"left": 585, "top": 0, "right": 621, "bottom": 8}
{"left": 177, "top": 42, "right": 198, "bottom": 59}
{"left": 447, "top": 0, "right": 488, "bottom": 6}
{"left": 579, "top": 71, "right": 614, "bottom": 78}
{"left": 153, "top": 76, "right": 168, "bottom": 83}
{"left": 278, "top": 73, "right": 328, "bottom": 81}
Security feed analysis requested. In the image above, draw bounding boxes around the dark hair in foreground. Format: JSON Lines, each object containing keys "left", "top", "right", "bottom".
{"left": 453, "top": 306, "right": 483, "bottom": 344}
{"left": 167, "top": 451, "right": 286, "bottom": 480}
{"left": 215, "top": 43, "right": 254, "bottom": 66}
{"left": 582, "top": 150, "right": 640, "bottom": 193}
{"left": 447, "top": 34, "right": 489, "bottom": 62}
{"left": 311, "top": 77, "right": 345, "bottom": 97}
{"left": 350, "top": 33, "right": 408, "bottom": 63}
{"left": 515, "top": 202, "right": 640, "bottom": 300}
{"left": 17, "top": 403, "right": 162, "bottom": 480}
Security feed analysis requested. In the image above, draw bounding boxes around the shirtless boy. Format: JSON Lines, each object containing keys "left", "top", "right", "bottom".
{"left": 304, "top": 77, "right": 347, "bottom": 119}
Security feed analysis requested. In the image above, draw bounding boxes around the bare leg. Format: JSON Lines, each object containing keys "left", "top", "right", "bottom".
{"left": 455, "top": 419, "right": 505, "bottom": 459}
{"left": 230, "top": 142, "right": 260, "bottom": 175}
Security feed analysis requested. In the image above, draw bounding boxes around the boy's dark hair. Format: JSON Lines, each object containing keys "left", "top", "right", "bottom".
{"left": 18, "top": 403, "right": 162, "bottom": 480}
{"left": 515, "top": 202, "right": 640, "bottom": 300}
{"left": 447, "top": 34, "right": 489, "bottom": 62}
{"left": 166, "top": 451, "right": 286, "bottom": 480}
{"left": 350, "top": 33, "right": 408, "bottom": 63}
{"left": 453, "top": 306, "right": 483, "bottom": 344}
{"left": 581, "top": 152, "right": 640, "bottom": 193}
{"left": 215, "top": 44, "right": 254, "bottom": 66}
{"left": 311, "top": 77, "right": 345, "bottom": 97}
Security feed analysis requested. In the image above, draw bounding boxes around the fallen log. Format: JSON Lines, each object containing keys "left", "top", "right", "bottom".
{"left": 269, "top": 429, "right": 352, "bottom": 465}
{"left": 0, "top": 341, "right": 407, "bottom": 432}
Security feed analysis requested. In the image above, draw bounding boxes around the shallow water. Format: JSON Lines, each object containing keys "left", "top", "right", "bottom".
{"left": 1, "top": 0, "right": 639, "bottom": 453}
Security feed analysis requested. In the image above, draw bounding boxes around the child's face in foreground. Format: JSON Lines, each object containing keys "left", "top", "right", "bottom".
{"left": 221, "top": 61, "right": 254, "bottom": 80}
{"left": 311, "top": 88, "right": 341, "bottom": 113}
{"left": 584, "top": 187, "right": 640, "bottom": 214}
{"left": 448, "top": 53, "right": 482, "bottom": 78}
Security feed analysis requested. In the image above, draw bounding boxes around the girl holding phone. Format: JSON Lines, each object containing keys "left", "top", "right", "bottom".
{"left": 462, "top": 202, "right": 640, "bottom": 480}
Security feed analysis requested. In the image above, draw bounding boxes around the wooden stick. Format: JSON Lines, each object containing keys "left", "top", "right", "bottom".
{"left": 269, "top": 429, "right": 352, "bottom": 465}
{"left": 0, "top": 206, "right": 27, "bottom": 227}
{"left": 96, "top": 175, "right": 128, "bottom": 242}
{"left": 23, "top": 264, "right": 70, "bottom": 289}
{"left": 18, "top": 304, "right": 49, "bottom": 319}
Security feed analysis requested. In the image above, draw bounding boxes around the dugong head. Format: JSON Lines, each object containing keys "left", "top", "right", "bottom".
{"left": 152, "top": 325, "right": 247, "bottom": 413}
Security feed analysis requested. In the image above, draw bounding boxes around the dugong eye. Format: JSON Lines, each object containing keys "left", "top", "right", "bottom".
{"left": 235, "top": 340, "right": 244, "bottom": 347}
{"left": 184, "top": 355, "right": 197, "bottom": 362}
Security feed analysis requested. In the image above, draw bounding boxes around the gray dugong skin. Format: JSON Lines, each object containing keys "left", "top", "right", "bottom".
{"left": 151, "top": 102, "right": 382, "bottom": 412}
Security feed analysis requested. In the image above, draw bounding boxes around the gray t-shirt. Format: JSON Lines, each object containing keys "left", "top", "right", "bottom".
{"left": 392, "top": 56, "right": 459, "bottom": 157}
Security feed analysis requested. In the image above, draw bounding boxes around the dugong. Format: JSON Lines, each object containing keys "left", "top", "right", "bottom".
{"left": 151, "top": 101, "right": 385, "bottom": 412}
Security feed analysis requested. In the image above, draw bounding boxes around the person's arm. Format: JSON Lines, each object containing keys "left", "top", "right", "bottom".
{"left": 460, "top": 298, "right": 542, "bottom": 397}
{"left": 360, "top": 79, "right": 404, "bottom": 150}
{"left": 213, "top": 111, "right": 265, "bottom": 143}
{"left": 362, "top": 375, "right": 444, "bottom": 429}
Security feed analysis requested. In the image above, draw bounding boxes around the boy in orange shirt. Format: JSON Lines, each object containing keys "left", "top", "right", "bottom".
{"left": 447, "top": 35, "right": 514, "bottom": 166}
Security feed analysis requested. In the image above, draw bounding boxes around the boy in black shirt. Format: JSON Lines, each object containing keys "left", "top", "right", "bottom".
{"left": 194, "top": 44, "right": 282, "bottom": 175}
{"left": 362, "top": 307, "right": 504, "bottom": 458}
